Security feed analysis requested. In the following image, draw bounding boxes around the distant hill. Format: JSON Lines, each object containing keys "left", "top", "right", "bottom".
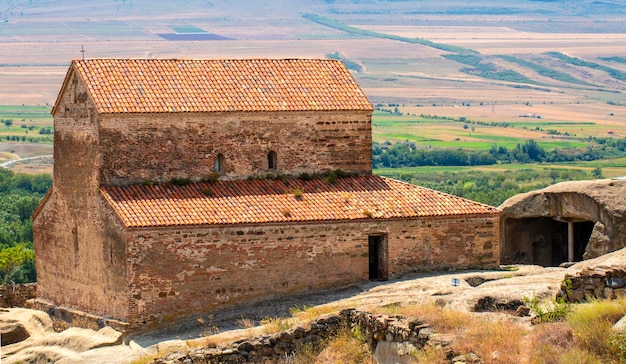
{"left": 2, "top": 0, "right": 626, "bottom": 39}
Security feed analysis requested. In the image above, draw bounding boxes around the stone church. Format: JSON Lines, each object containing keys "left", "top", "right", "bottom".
{"left": 32, "top": 58, "right": 500, "bottom": 329}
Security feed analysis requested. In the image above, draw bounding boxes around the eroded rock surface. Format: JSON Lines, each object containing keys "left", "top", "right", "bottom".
{"left": 499, "top": 179, "right": 626, "bottom": 265}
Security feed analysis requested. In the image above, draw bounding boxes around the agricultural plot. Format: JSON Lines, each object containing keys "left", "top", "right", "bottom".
{"left": 374, "top": 112, "right": 592, "bottom": 149}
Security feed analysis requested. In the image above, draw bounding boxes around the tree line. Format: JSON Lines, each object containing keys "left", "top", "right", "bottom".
{"left": 0, "top": 168, "right": 51, "bottom": 284}
{"left": 372, "top": 139, "right": 609, "bottom": 168}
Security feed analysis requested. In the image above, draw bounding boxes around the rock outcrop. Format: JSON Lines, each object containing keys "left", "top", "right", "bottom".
{"left": 499, "top": 179, "right": 626, "bottom": 265}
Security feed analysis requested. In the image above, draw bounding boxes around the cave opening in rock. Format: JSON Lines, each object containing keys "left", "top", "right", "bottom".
{"left": 503, "top": 217, "right": 594, "bottom": 266}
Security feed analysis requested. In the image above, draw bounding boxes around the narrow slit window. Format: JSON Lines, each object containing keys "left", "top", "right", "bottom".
{"left": 268, "top": 151, "right": 277, "bottom": 170}
{"left": 214, "top": 153, "right": 225, "bottom": 173}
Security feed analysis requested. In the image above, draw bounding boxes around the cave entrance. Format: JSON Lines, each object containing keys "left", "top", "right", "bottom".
{"left": 503, "top": 217, "right": 594, "bottom": 267}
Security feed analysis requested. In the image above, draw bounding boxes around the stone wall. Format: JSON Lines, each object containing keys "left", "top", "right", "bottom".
{"left": 126, "top": 215, "right": 499, "bottom": 328}
{"left": 33, "top": 190, "right": 130, "bottom": 321}
{"left": 152, "top": 309, "right": 436, "bottom": 364}
{"left": 559, "top": 266, "right": 626, "bottom": 302}
{"left": 98, "top": 110, "right": 372, "bottom": 185}
{"left": 0, "top": 283, "right": 36, "bottom": 308}
{"left": 27, "top": 298, "right": 129, "bottom": 333}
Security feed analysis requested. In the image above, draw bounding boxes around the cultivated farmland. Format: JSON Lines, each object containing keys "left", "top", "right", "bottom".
{"left": 1, "top": 0, "right": 625, "bottom": 190}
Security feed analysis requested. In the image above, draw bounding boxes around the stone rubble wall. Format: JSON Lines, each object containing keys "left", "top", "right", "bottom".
{"left": 559, "top": 267, "right": 626, "bottom": 302}
{"left": 26, "top": 298, "right": 129, "bottom": 333}
{"left": 0, "top": 283, "right": 36, "bottom": 308}
{"left": 153, "top": 309, "right": 435, "bottom": 364}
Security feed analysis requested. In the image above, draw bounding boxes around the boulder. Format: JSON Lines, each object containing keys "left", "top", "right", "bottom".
{"left": 1, "top": 322, "right": 30, "bottom": 345}
{"left": 613, "top": 315, "right": 626, "bottom": 334}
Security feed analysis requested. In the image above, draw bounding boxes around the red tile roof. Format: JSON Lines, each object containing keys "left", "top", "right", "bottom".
{"left": 100, "top": 176, "right": 499, "bottom": 228}
{"left": 64, "top": 58, "right": 373, "bottom": 114}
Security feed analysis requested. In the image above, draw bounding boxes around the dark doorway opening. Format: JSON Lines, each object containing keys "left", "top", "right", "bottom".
{"left": 573, "top": 221, "right": 594, "bottom": 261}
{"left": 503, "top": 217, "right": 595, "bottom": 267}
{"left": 368, "top": 235, "right": 387, "bottom": 280}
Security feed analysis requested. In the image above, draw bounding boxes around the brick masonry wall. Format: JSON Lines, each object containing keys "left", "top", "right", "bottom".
{"left": 33, "top": 190, "right": 130, "bottom": 321}
{"left": 0, "top": 283, "right": 36, "bottom": 307}
{"left": 36, "top": 70, "right": 130, "bottom": 319}
{"left": 97, "top": 110, "right": 372, "bottom": 186}
{"left": 126, "top": 214, "right": 499, "bottom": 327}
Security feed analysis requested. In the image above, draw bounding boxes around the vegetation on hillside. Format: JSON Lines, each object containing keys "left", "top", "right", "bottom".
{"left": 442, "top": 53, "right": 542, "bottom": 85}
{"left": 303, "top": 13, "right": 478, "bottom": 54}
{"left": 0, "top": 168, "right": 51, "bottom": 283}
{"left": 497, "top": 54, "right": 597, "bottom": 86}
{"left": 546, "top": 52, "right": 626, "bottom": 82}
{"left": 376, "top": 167, "right": 601, "bottom": 207}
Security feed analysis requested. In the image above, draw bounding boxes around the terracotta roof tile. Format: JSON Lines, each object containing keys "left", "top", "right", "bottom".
{"left": 100, "top": 176, "right": 500, "bottom": 228}
{"left": 68, "top": 58, "right": 373, "bottom": 114}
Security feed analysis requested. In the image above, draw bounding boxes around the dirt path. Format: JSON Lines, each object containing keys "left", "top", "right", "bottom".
{"left": 0, "top": 154, "right": 53, "bottom": 168}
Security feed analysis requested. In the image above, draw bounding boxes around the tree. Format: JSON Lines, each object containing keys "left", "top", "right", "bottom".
{"left": 591, "top": 167, "right": 603, "bottom": 178}
{"left": 0, "top": 243, "right": 34, "bottom": 284}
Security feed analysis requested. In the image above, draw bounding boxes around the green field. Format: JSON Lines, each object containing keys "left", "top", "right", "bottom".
{"left": 372, "top": 112, "right": 591, "bottom": 151}
{"left": 0, "top": 105, "right": 52, "bottom": 121}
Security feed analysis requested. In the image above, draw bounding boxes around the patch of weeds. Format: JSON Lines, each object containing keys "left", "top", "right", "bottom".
{"left": 351, "top": 325, "right": 366, "bottom": 341}
{"left": 237, "top": 316, "right": 256, "bottom": 329}
{"left": 197, "top": 314, "right": 219, "bottom": 337}
{"left": 524, "top": 296, "right": 572, "bottom": 323}
{"left": 377, "top": 302, "right": 401, "bottom": 315}
{"left": 291, "top": 188, "right": 304, "bottom": 199}
{"left": 362, "top": 209, "right": 373, "bottom": 218}
{"left": 167, "top": 177, "right": 192, "bottom": 186}
{"left": 298, "top": 172, "right": 314, "bottom": 181}
{"left": 380, "top": 302, "right": 470, "bottom": 332}
{"left": 452, "top": 318, "right": 527, "bottom": 364}
{"left": 568, "top": 297, "right": 626, "bottom": 359}
{"left": 314, "top": 327, "right": 374, "bottom": 364}
{"left": 289, "top": 304, "right": 314, "bottom": 316}
{"left": 201, "top": 187, "right": 214, "bottom": 196}
{"left": 524, "top": 279, "right": 573, "bottom": 323}
{"left": 610, "top": 332, "right": 626, "bottom": 363}
{"left": 205, "top": 172, "right": 220, "bottom": 182}
{"left": 282, "top": 208, "right": 292, "bottom": 217}
{"left": 524, "top": 293, "right": 571, "bottom": 323}
{"left": 261, "top": 316, "right": 292, "bottom": 333}
{"left": 527, "top": 322, "right": 575, "bottom": 363}
{"left": 325, "top": 171, "right": 338, "bottom": 184}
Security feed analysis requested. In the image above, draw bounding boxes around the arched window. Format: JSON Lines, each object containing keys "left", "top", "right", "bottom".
{"left": 268, "top": 151, "right": 277, "bottom": 170}
{"left": 214, "top": 153, "right": 225, "bottom": 173}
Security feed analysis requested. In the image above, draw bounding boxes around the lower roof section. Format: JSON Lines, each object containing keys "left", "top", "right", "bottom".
{"left": 100, "top": 175, "right": 500, "bottom": 228}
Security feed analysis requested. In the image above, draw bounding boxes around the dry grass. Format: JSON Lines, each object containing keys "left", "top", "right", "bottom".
{"left": 129, "top": 349, "right": 173, "bottom": 364}
{"left": 260, "top": 316, "right": 296, "bottom": 334}
{"left": 373, "top": 302, "right": 528, "bottom": 363}
{"left": 527, "top": 322, "right": 575, "bottom": 364}
{"left": 373, "top": 302, "right": 471, "bottom": 332}
{"left": 280, "top": 327, "right": 375, "bottom": 364}
{"left": 290, "top": 303, "right": 352, "bottom": 324}
{"left": 452, "top": 319, "right": 527, "bottom": 364}
{"left": 566, "top": 297, "right": 626, "bottom": 362}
